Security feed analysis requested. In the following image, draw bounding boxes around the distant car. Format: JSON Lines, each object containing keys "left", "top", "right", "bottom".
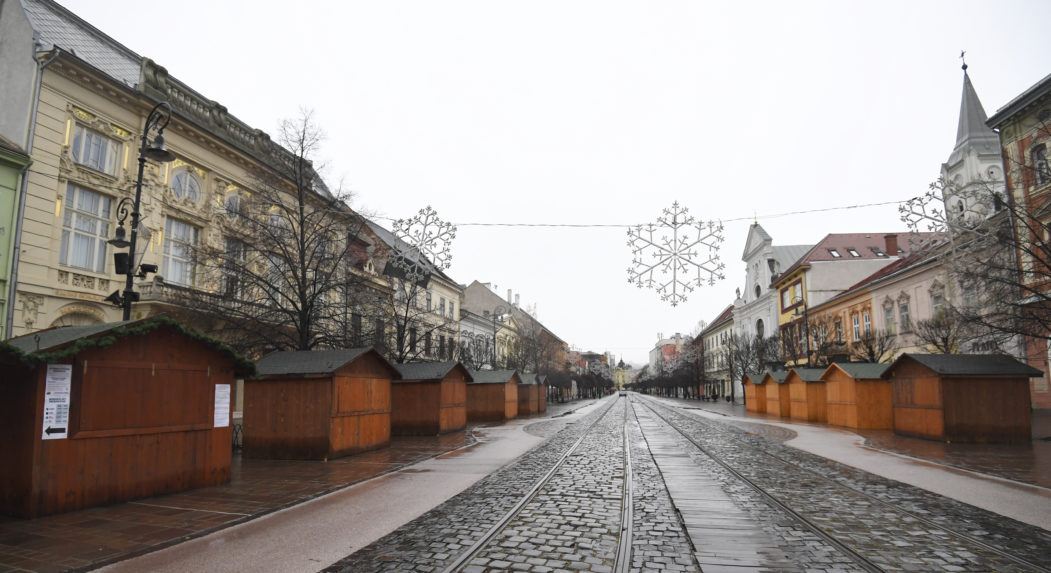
{"left": 619, "top": 390, "right": 627, "bottom": 396}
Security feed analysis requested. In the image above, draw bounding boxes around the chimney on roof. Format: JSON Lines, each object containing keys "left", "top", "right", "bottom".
{"left": 507, "top": 289, "right": 513, "bottom": 304}
{"left": 884, "top": 234, "right": 899, "bottom": 256}
{"left": 515, "top": 294, "right": 520, "bottom": 307}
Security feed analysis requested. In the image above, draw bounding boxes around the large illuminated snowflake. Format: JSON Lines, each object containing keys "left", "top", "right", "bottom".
{"left": 392, "top": 206, "right": 456, "bottom": 280}
{"left": 627, "top": 202, "right": 725, "bottom": 306}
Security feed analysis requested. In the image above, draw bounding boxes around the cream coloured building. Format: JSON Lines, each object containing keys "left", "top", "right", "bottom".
{"left": 0, "top": 0, "right": 360, "bottom": 338}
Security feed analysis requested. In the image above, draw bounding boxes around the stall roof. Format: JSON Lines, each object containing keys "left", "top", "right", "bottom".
{"left": 886, "top": 354, "right": 1043, "bottom": 378}
{"left": 394, "top": 361, "right": 472, "bottom": 382}
{"left": 4, "top": 316, "right": 254, "bottom": 375}
{"left": 759, "top": 370, "right": 789, "bottom": 384}
{"left": 534, "top": 374, "right": 548, "bottom": 384}
{"left": 468, "top": 369, "right": 521, "bottom": 384}
{"left": 255, "top": 348, "right": 397, "bottom": 378}
{"left": 823, "top": 362, "right": 890, "bottom": 380}
{"left": 787, "top": 367, "right": 828, "bottom": 383}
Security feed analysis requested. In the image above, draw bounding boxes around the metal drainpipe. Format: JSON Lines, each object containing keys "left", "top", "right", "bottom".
{"left": 5, "top": 48, "right": 59, "bottom": 337}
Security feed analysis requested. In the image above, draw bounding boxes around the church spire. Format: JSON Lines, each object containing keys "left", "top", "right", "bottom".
{"left": 947, "top": 62, "right": 999, "bottom": 166}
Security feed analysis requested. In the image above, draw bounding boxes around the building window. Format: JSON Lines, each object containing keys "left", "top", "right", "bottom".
{"left": 1033, "top": 144, "right": 1049, "bottom": 187}
{"left": 426, "top": 291, "right": 432, "bottom": 311}
{"left": 834, "top": 318, "right": 844, "bottom": 343}
{"left": 163, "top": 217, "right": 199, "bottom": 286}
{"left": 862, "top": 310, "right": 871, "bottom": 336}
{"left": 847, "top": 248, "right": 860, "bottom": 257}
{"left": 222, "top": 237, "right": 246, "bottom": 298}
{"left": 870, "top": 246, "right": 886, "bottom": 257}
{"left": 351, "top": 313, "right": 362, "bottom": 346}
{"left": 852, "top": 313, "right": 860, "bottom": 340}
{"left": 449, "top": 301, "right": 456, "bottom": 319}
{"left": 828, "top": 248, "right": 841, "bottom": 258}
{"left": 884, "top": 301, "right": 896, "bottom": 335}
{"left": 755, "top": 319, "right": 764, "bottom": 339}
{"left": 224, "top": 190, "right": 244, "bottom": 217}
{"left": 410, "top": 327, "right": 418, "bottom": 352}
{"left": 931, "top": 288, "right": 946, "bottom": 317}
{"left": 424, "top": 332, "right": 432, "bottom": 356}
{"left": 438, "top": 335, "right": 446, "bottom": 359}
{"left": 373, "top": 318, "right": 386, "bottom": 351}
{"left": 899, "top": 300, "right": 911, "bottom": 332}
{"left": 171, "top": 169, "right": 202, "bottom": 202}
{"left": 71, "top": 125, "right": 120, "bottom": 175}
{"left": 754, "top": 284, "right": 761, "bottom": 298}
{"left": 59, "top": 185, "right": 112, "bottom": 273}
{"left": 439, "top": 297, "right": 446, "bottom": 316}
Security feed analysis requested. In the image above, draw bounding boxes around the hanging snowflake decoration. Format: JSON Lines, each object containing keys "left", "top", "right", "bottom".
{"left": 392, "top": 206, "right": 457, "bottom": 280}
{"left": 627, "top": 201, "right": 725, "bottom": 306}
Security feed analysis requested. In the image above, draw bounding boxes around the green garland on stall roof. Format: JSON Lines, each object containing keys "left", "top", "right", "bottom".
{"left": 13, "top": 315, "right": 255, "bottom": 376}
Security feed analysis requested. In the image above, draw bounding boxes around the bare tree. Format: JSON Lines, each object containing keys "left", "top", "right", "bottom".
{"left": 181, "top": 111, "right": 369, "bottom": 354}
{"left": 457, "top": 332, "right": 492, "bottom": 370}
{"left": 913, "top": 310, "right": 971, "bottom": 354}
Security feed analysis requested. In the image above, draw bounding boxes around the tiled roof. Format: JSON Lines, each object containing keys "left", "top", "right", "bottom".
{"left": 366, "top": 220, "right": 456, "bottom": 285}
{"left": 777, "top": 232, "right": 943, "bottom": 282}
{"left": 468, "top": 369, "right": 520, "bottom": 384}
{"left": 788, "top": 367, "right": 826, "bottom": 382}
{"left": 889, "top": 354, "right": 1043, "bottom": 378}
{"left": 0, "top": 134, "right": 28, "bottom": 156}
{"left": 701, "top": 305, "right": 734, "bottom": 335}
{"left": 824, "top": 362, "right": 890, "bottom": 380}
{"left": 23, "top": 0, "right": 141, "bottom": 87}
{"left": 393, "top": 361, "right": 471, "bottom": 382}
{"left": 255, "top": 348, "right": 381, "bottom": 378}
{"left": 988, "top": 72, "right": 1051, "bottom": 129}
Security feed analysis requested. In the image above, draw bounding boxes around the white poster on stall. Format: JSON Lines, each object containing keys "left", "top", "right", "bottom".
{"left": 42, "top": 364, "right": 72, "bottom": 440}
{"left": 214, "top": 384, "right": 231, "bottom": 428}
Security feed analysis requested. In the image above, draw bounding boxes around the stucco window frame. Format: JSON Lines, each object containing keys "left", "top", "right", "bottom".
{"left": 780, "top": 279, "right": 804, "bottom": 313}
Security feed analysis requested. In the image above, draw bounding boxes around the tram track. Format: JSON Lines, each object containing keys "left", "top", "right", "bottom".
{"left": 637, "top": 395, "right": 1051, "bottom": 573}
{"left": 441, "top": 396, "right": 635, "bottom": 573}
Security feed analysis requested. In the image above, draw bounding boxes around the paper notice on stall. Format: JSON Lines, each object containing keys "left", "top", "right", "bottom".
{"left": 42, "top": 364, "right": 72, "bottom": 440}
{"left": 214, "top": 384, "right": 231, "bottom": 428}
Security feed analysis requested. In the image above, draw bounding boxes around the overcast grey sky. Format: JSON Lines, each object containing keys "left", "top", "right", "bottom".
{"left": 63, "top": 0, "right": 1051, "bottom": 364}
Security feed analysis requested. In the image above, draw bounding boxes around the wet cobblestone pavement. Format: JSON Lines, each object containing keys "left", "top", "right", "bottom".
{"left": 329, "top": 394, "right": 1051, "bottom": 573}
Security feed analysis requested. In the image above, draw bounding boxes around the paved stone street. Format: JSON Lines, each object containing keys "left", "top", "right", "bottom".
{"left": 328, "top": 394, "right": 1051, "bottom": 573}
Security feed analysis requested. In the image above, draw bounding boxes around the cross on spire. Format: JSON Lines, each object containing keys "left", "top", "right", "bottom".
{"left": 960, "top": 50, "right": 967, "bottom": 71}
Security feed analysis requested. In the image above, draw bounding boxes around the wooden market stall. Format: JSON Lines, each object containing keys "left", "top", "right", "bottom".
{"left": 787, "top": 367, "right": 828, "bottom": 423}
{"left": 762, "top": 370, "right": 791, "bottom": 417}
{"left": 244, "top": 348, "right": 399, "bottom": 460}
{"left": 535, "top": 374, "right": 549, "bottom": 413}
{"left": 822, "top": 362, "right": 892, "bottom": 430}
{"left": 517, "top": 377, "right": 542, "bottom": 416}
{"left": 743, "top": 373, "right": 767, "bottom": 413}
{"left": 0, "top": 316, "right": 250, "bottom": 518}
{"left": 883, "top": 354, "right": 1038, "bottom": 444}
{"left": 466, "top": 369, "right": 520, "bottom": 422}
{"left": 391, "top": 361, "right": 470, "bottom": 436}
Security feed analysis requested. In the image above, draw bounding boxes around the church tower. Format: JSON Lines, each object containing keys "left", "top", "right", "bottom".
{"left": 940, "top": 61, "right": 1004, "bottom": 225}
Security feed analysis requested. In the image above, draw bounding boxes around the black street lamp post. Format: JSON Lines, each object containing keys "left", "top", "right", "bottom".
{"left": 106, "top": 101, "right": 176, "bottom": 320}
{"left": 490, "top": 304, "right": 510, "bottom": 368}
{"left": 793, "top": 296, "right": 812, "bottom": 367}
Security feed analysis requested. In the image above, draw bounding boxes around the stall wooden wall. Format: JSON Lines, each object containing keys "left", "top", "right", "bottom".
{"left": 538, "top": 385, "right": 548, "bottom": 413}
{"left": 942, "top": 378, "right": 1031, "bottom": 444}
{"left": 439, "top": 376, "right": 468, "bottom": 433}
{"left": 467, "top": 381, "right": 518, "bottom": 422}
{"left": 244, "top": 378, "right": 331, "bottom": 459}
{"left": 518, "top": 384, "right": 540, "bottom": 416}
{"left": 765, "top": 382, "right": 791, "bottom": 417}
{"left": 890, "top": 360, "right": 944, "bottom": 440}
{"left": 789, "top": 378, "right": 827, "bottom": 423}
{"left": 0, "top": 361, "right": 39, "bottom": 517}
{"left": 329, "top": 357, "right": 391, "bottom": 456}
{"left": 5, "top": 329, "right": 234, "bottom": 517}
{"left": 391, "top": 372, "right": 467, "bottom": 436}
{"left": 826, "top": 369, "right": 893, "bottom": 430}
{"left": 744, "top": 380, "right": 766, "bottom": 413}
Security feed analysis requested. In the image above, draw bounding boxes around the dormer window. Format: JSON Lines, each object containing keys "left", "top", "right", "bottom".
{"left": 870, "top": 246, "right": 886, "bottom": 257}
{"left": 828, "top": 248, "right": 841, "bottom": 258}
{"left": 847, "top": 248, "right": 860, "bottom": 257}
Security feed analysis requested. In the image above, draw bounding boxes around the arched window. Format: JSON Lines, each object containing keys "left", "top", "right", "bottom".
{"left": 754, "top": 284, "right": 761, "bottom": 299}
{"left": 171, "top": 169, "right": 202, "bottom": 202}
{"left": 755, "top": 319, "right": 764, "bottom": 339}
